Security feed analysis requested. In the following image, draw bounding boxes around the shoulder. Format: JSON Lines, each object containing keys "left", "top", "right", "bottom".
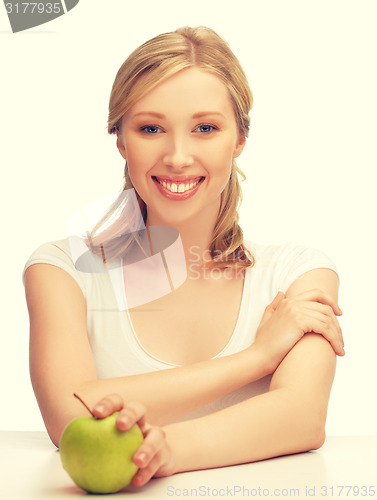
{"left": 25, "top": 238, "right": 74, "bottom": 261}
{"left": 22, "top": 236, "right": 92, "bottom": 297}
{"left": 244, "top": 240, "right": 339, "bottom": 294}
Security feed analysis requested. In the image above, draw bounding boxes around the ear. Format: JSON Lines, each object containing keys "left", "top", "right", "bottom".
{"left": 233, "top": 136, "right": 246, "bottom": 159}
{"left": 116, "top": 133, "right": 127, "bottom": 161}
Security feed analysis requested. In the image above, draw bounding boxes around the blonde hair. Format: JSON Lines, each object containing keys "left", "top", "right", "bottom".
{"left": 89, "top": 26, "right": 254, "bottom": 270}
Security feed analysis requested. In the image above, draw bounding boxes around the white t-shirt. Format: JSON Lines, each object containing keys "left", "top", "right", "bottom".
{"left": 22, "top": 238, "right": 338, "bottom": 422}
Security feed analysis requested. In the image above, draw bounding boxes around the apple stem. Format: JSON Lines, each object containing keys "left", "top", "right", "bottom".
{"left": 73, "top": 393, "right": 95, "bottom": 417}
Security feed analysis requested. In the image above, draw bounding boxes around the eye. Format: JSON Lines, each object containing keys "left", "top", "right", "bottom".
{"left": 140, "top": 125, "right": 161, "bottom": 134}
{"left": 194, "top": 124, "right": 218, "bottom": 134}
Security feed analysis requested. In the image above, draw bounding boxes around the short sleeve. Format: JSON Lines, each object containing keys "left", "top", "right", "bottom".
{"left": 275, "top": 242, "right": 339, "bottom": 293}
{"left": 22, "top": 239, "right": 87, "bottom": 297}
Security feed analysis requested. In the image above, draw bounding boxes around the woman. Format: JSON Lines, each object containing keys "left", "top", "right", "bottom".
{"left": 23, "top": 26, "right": 344, "bottom": 487}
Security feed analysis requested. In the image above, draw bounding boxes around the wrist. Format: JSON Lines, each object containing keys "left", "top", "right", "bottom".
{"left": 161, "top": 419, "right": 197, "bottom": 475}
{"left": 244, "top": 342, "right": 276, "bottom": 378}
{"left": 161, "top": 423, "right": 182, "bottom": 476}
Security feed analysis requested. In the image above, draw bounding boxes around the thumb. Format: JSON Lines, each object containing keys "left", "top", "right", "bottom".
{"left": 260, "top": 291, "right": 285, "bottom": 325}
{"left": 270, "top": 291, "right": 286, "bottom": 311}
{"left": 257, "top": 292, "right": 286, "bottom": 333}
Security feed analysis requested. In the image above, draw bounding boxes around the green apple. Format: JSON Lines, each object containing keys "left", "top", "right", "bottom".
{"left": 59, "top": 412, "right": 144, "bottom": 494}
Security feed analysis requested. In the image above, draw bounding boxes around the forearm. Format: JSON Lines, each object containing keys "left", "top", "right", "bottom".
{"left": 164, "top": 387, "right": 324, "bottom": 474}
{"left": 75, "top": 346, "right": 269, "bottom": 426}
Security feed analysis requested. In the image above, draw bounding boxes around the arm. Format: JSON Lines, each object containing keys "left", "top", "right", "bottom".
{"left": 163, "top": 269, "right": 339, "bottom": 474}
{"left": 25, "top": 263, "right": 269, "bottom": 447}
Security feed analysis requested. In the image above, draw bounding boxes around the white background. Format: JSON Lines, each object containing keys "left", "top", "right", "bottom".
{"left": 0, "top": 0, "right": 376, "bottom": 436}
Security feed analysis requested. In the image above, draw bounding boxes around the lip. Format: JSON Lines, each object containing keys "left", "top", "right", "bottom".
{"left": 152, "top": 175, "right": 205, "bottom": 201}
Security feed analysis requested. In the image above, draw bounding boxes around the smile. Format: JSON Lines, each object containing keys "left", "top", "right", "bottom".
{"left": 152, "top": 176, "right": 205, "bottom": 200}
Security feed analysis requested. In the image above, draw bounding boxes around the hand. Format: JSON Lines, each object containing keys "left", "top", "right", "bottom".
{"left": 92, "top": 394, "right": 175, "bottom": 487}
{"left": 253, "top": 289, "right": 344, "bottom": 373}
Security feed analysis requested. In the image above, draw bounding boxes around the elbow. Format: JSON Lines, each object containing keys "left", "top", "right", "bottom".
{"left": 37, "top": 390, "right": 95, "bottom": 448}
{"left": 309, "top": 428, "right": 326, "bottom": 451}
{"left": 307, "top": 404, "right": 329, "bottom": 450}
{"left": 49, "top": 430, "right": 61, "bottom": 449}
{"left": 46, "top": 420, "right": 70, "bottom": 449}
{"left": 306, "top": 420, "right": 326, "bottom": 451}
{"left": 290, "top": 407, "right": 327, "bottom": 452}
{"left": 287, "top": 421, "right": 326, "bottom": 454}
{"left": 44, "top": 407, "right": 84, "bottom": 448}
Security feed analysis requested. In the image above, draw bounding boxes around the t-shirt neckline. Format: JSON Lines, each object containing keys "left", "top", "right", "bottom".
{"left": 122, "top": 265, "right": 250, "bottom": 369}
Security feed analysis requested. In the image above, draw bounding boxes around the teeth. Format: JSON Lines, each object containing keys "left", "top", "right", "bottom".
{"left": 156, "top": 178, "right": 201, "bottom": 194}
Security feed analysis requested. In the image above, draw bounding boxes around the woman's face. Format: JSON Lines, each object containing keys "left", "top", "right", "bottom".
{"left": 117, "top": 67, "right": 246, "bottom": 227}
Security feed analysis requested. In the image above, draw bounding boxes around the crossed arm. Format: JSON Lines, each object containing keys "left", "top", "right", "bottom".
{"left": 141, "top": 269, "right": 339, "bottom": 477}
{"left": 164, "top": 331, "right": 336, "bottom": 474}
{"left": 159, "top": 268, "right": 339, "bottom": 477}
{"left": 25, "top": 263, "right": 341, "bottom": 483}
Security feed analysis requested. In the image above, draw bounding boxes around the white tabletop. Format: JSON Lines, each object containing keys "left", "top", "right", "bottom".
{"left": 1, "top": 432, "right": 376, "bottom": 499}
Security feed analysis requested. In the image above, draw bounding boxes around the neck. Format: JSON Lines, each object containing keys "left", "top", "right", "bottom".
{"left": 146, "top": 202, "right": 220, "bottom": 276}
{"left": 176, "top": 215, "right": 217, "bottom": 267}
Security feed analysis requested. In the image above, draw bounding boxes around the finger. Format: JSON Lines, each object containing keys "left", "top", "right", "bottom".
{"left": 132, "top": 454, "right": 162, "bottom": 487}
{"left": 302, "top": 316, "right": 345, "bottom": 356}
{"left": 92, "top": 393, "right": 124, "bottom": 418}
{"left": 299, "top": 302, "right": 344, "bottom": 349}
{"left": 301, "top": 306, "right": 343, "bottom": 342}
{"left": 116, "top": 401, "right": 147, "bottom": 432}
{"left": 133, "top": 427, "right": 166, "bottom": 468}
{"left": 259, "top": 292, "right": 286, "bottom": 329}
{"left": 293, "top": 289, "right": 342, "bottom": 316}
{"left": 271, "top": 291, "right": 286, "bottom": 310}
{"left": 299, "top": 301, "right": 341, "bottom": 333}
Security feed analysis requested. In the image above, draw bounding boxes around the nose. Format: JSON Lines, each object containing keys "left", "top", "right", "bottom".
{"left": 162, "top": 133, "right": 194, "bottom": 170}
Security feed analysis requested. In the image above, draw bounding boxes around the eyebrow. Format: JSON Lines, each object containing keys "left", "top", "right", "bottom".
{"left": 192, "top": 112, "right": 225, "bottom": 119}
{"left": 131, "top": 111, "right": 165, "bottom": 119}
{"left": 130, "top": 111, "right": 226, "bottom": 120}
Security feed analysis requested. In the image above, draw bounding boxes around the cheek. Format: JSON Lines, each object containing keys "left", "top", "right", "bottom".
{"left": 125, "top": 138, "right": 158, "bottom": 175}
{"left": 204, "top": 136, "right": 236, "bottom": 172}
